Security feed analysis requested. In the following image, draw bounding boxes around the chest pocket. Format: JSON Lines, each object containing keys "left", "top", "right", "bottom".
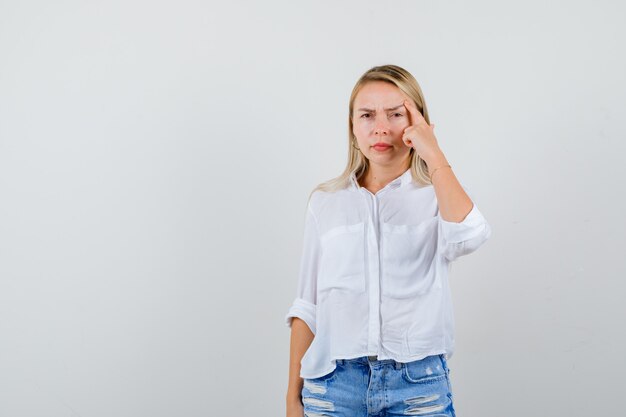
{"left": 380, "top": 217, "right": 441, "bottom": 298}
{"left": 318, "top": 222, "right": 366, "bottom": 293}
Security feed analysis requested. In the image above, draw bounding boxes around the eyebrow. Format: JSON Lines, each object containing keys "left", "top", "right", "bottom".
{"left": 356, "top": 103, "right": 405, "bottom": 112}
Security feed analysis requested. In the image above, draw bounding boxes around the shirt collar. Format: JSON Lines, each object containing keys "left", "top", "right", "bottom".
{"left": 350, "top": 167, "right": 413, "bottom": 191}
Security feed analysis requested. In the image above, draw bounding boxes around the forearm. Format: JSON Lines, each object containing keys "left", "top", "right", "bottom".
{"left": 286, "top": 317, "right": 315, "bottom": 404}
{"left": 425, "top": 150, "right": 473, "bottom": 223}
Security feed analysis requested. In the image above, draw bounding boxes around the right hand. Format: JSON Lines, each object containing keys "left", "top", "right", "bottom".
{"left": 286, "top": 397, "right": 304, "bottom": 417}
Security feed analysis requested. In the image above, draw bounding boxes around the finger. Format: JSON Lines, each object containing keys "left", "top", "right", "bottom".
{"left": 403, "top": 99, "right": 426, "bottom": 126}
{"left": 402, "top": 131, "right": 414, "bottom": 146}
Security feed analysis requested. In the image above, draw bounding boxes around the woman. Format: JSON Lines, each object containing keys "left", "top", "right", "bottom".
{"left": 285, "top": 64, "right": 492, "bottom": 417}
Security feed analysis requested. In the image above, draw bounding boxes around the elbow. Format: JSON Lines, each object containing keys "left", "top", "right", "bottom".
{"left": 442, "top": 221, "right": 492, "bottom": 262}
{"left": 285, "top": 298, "right": 317, "bottom": 335}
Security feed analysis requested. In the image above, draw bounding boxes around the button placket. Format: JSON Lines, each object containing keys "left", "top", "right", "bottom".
{"left": 359, "top": 181, "right": 399, "bottom": 356}
{"left": 359, "top": 188, "right": 379, "bottom": 354}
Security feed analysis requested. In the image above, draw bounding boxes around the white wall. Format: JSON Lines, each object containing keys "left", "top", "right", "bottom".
{"left": 1, "top": 0, "right": 624, "bottom": 415}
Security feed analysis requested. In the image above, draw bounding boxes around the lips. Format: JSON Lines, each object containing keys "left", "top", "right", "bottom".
{"left": 372, "top": 143, "right": 392, "bottom": 151}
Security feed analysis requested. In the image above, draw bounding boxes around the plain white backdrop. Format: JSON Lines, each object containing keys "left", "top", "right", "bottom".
{"left": 1, "top": 0, "right": 624, "bottom": 416}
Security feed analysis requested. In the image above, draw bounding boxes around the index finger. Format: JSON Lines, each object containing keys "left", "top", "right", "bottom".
{"left": 403, "top": 99, "right": 426, "bottom": 126}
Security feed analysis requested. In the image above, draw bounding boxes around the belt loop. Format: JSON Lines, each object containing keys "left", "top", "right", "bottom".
{"left": 439, "top": 354, "right": 448, "bottom": 371}
{"left": 395, "top": 361, "right": 401, "bottom": 370}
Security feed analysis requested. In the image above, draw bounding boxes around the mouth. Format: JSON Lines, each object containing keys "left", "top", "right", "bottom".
{"left": 372, "top": 143, "right": 392, "bottom": 151}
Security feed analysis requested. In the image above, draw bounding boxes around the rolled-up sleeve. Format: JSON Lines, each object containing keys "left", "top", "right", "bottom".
{"left": 284, "top": 202, "right": 319, "bottom": 335}
{"left": 437, "top": 184, "right": 492, "bottom": 262}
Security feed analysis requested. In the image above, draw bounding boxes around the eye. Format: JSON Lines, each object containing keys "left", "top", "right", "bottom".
{"left": 360, "top": 113, "right": 371, "bottom": 118}
{"left": 393, "top": 112, "right": 404, "bottom": 117}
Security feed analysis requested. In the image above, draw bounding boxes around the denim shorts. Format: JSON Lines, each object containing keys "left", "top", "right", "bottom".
{"left": 301, "top": 353, "right": 456, "bottom": 417}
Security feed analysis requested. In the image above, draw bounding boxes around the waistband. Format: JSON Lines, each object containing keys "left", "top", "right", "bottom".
{"left": 335, "top": 353, "right": 444, "bottom": 368}
{"left": 335, "top": 355, "right": 402, "bottom": 369}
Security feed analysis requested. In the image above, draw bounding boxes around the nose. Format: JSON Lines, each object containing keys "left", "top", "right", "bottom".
{"left": 374, "top": 115, "right": 390, "bottom": 136}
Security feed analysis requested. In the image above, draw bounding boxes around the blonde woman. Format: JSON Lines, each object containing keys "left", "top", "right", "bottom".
{"left": 285, "top": 64, "right": 492, "bottom": 417}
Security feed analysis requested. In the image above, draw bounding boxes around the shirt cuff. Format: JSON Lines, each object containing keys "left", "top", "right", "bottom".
{"left": 285, "top": 297, "right": 316, "bottom": 335}
{"left": 438, "top": 202, "right": 488, "bottom": 243}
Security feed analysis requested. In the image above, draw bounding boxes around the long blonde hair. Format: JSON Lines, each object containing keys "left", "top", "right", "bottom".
{"left": 309, "top": 64, "right": 433, "bottom": 201}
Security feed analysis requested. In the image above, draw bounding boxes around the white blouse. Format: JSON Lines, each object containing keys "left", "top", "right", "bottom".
{"left": 284, "top": 167, "right": 492, "bottom": 379}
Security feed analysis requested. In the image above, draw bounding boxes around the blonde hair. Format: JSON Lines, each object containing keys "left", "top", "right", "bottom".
{"left": 309, "top": 64, "right": 433, "bottom": 201}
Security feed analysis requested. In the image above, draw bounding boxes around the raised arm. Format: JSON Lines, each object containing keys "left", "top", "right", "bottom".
{"left": 426, "top": 152, "right": 492, "bottom": 262}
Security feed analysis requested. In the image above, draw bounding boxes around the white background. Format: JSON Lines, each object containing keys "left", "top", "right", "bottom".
{"left": 1, "top": 1, "right": 624, "bottom": 416}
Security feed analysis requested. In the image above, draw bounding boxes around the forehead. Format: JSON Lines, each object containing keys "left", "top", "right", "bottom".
{"left": 354, "top": 81, "right": 407, "bottom": 108}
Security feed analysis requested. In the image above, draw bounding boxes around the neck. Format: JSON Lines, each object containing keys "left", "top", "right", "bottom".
{"left": 360, "top": 162, "right": 410, "bottom": 190}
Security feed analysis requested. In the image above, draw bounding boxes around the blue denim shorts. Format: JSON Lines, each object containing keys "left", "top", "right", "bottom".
{"left": 301, "top": 354, "right": 456, "bottom": 417}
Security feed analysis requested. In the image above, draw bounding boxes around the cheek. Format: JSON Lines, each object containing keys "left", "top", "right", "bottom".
{"left": 352, "top": 122, "right": 369, "bottom": 136}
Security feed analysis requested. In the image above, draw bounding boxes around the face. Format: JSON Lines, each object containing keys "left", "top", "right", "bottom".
{"left": 352, "top": 81, "right": 413, "bottom": 168}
